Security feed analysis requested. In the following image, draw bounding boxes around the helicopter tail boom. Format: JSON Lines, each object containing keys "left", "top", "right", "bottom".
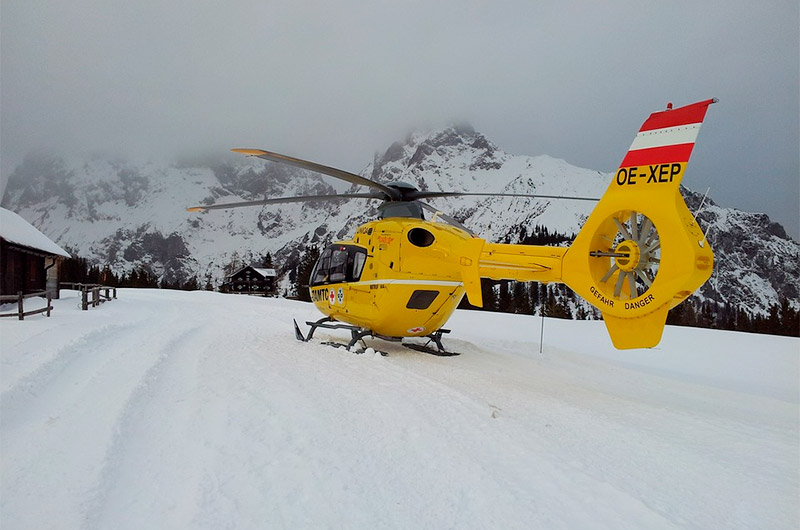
{"left": 478, "top": 243, "right": 566, "bottom": 283}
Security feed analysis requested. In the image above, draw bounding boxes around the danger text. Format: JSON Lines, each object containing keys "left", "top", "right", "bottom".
{"left": 625, "top": 294, "right": 655, "bottom": 310}
{"left": 589, "top": 286, "right": 615, "bottom": 307}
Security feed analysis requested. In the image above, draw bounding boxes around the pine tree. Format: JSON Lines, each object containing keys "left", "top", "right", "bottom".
{"left": 497, "top": 281, "right": 513, "bottom": 312}
{"left": 481, "top": 278, "right": 498, "bottom": 311}
{"left": 513, "top": 282, "right": 532, "bottom": 314}
{"left": 530, "top": 283, "right": 539, "bottom": 314}
{"left": 765, "top": 303, "right": 782, "bottom": 335}
{"left": 779, "top": 297, "right": 800, "bottom": 336}
{"left": 295, "top": 246, "right": 320, "bottom": 302}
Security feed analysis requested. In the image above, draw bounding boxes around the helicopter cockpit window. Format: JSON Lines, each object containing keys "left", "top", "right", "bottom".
{"left": 328, "top": 248, "right": 348, "bottom": 282}
{"left": 310, "top": 245, "right": 368, "bottom": 286}
{"left": 378, "top": 201, "right": 425, "bottom": 220}
{"left": 310, "top": 248, "right": 332, "bottom": 285}
{"left": 352, "top": 251, "right": 366, "bottom": 280}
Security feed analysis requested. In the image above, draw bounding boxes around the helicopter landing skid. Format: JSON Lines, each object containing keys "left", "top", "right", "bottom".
{"left": 294, "top": 317, "right": 381, "bottom": 353}
{"left": 293, "top": 318, "right": 458, "bottom": 356}
{"left": 402, "top": 329, "right": 459, "bottom": 357}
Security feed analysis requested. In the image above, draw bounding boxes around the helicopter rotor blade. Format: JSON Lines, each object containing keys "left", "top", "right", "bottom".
{"left": 408, "top": 191, "right": 600, "bottom": 202}
{"left": 232, "top": 148, "right": 400, "bottom": 200}
{"left": 187, "top": 192, "right": 381, "bottom": 212}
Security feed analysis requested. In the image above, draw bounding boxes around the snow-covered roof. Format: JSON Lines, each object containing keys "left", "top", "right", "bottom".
{"left": 0, "top": 207, "right": 70, "bottom": 258}
{"left": 229, "top": 266, "right": 277, "bottom": 279}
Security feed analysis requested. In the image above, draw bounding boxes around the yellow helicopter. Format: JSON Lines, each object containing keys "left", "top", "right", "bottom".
{"left": 189, "top": 98, "right": 717, "bottom": 353}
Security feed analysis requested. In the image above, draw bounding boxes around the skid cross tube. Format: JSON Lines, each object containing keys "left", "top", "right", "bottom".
{"left": 294, "top": 317, "right": 457, "bottom": 355}
{"left": 296, "top": 317, "right": 375, "bottom": 350}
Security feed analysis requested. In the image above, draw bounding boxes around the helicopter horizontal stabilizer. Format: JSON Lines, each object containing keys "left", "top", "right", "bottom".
{"left": 562, "top": 98, "right": 717, "bottom": 349}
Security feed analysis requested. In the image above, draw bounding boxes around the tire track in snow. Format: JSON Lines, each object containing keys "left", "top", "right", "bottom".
{"left": 1, "top": 305, "right": 193, "bottom": 530}
{"left": 0, "top": 321, "right": 138, "bottom": 431}
{"left": 186, "top": 332, "right": 355, "bottom": 529}
{"left": 82, "top": 322, "right": 213, "bottom": 530}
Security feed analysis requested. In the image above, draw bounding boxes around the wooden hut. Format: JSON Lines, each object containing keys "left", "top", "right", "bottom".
{"left": 0, "top": 208, "right": 70, "bottom": 299}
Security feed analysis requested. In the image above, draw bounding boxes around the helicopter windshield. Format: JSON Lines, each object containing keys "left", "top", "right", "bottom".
{"left": 310, "top": 244, "right": 368, "bottom": 286}
{"left": 377, "top": 201, "right": 425, "bottom": 220}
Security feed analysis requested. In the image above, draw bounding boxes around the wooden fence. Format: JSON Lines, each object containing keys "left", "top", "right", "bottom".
{"left": 61, "top": 283, "right": 117, "bottom": 310}
{"left": 0, "top": 291, "right": 53, "bottom": 320}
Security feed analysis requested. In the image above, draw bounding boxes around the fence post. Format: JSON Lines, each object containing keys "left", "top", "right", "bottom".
{"left": 17, "top": 292, "right": 24, "bottom": 320}
{"left": 113, "top": 287, "right": 117, "bottom": 299}
{"left": 82, "top": 288, "right": 88, "bottom": 310}
{"left": 47, "top": 291, "right": 52, "bottom": 317}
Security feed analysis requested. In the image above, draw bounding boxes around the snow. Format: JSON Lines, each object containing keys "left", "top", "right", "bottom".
{"left": 1, "top": 289, "right": 798, "bottom": 530}
{"left": 0, "top": 207, "right": 70, "bottom": 257}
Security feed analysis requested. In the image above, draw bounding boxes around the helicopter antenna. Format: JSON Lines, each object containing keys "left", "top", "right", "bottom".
{"left": 692, "top": 186, "right": 712, "bottom": 246}
{"left": 694, "top": 186, "right": 711, "bottom": 216}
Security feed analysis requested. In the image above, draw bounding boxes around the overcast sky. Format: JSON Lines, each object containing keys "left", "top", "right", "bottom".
{"left": 2, "top": 0, "right": 798, "bottom": 236}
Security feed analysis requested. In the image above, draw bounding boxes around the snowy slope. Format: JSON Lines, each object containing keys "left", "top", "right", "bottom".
{"left": 2, "top": 290, "right": 798, "bottom": 530}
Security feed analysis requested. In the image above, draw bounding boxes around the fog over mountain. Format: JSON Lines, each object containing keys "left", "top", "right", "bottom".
{"left": 1, "top": 1, "right": 797, "bottom": 236}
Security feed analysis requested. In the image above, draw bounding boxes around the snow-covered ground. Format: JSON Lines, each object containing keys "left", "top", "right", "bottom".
{"left": 1, "top": 289, "right": 798, "bottom": 530}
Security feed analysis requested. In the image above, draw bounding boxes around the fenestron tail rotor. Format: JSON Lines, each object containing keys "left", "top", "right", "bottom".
{"left": 590, "top": 211, "right": 661, "bottom": 300}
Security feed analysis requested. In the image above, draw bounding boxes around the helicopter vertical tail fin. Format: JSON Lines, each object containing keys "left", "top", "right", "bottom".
{"left": 562, "top": 99, "right": 717, "bottom": 349}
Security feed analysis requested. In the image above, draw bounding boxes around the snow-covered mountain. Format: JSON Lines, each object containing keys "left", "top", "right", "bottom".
{"left": 2, "top": 126, "right": 798, "bottom": 315}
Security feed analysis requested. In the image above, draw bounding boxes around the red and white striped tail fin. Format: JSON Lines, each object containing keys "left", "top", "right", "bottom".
{"left": 616, "top": 98, "right": 717, "bottom": 186}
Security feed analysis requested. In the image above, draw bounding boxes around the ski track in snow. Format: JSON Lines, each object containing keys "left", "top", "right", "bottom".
{"left": 1, "top": 289, "right": 798, "bottom": 530}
